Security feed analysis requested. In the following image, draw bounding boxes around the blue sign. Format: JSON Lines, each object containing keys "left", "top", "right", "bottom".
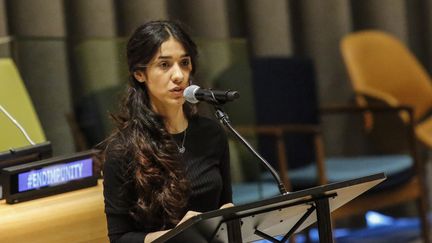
{"left": 18, "top": 158, "right": 93, "bottom": 192}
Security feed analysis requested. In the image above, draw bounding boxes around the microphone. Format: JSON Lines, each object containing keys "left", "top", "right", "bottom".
{"left": 183, "top": 85, "right": 240, "bottom": 104}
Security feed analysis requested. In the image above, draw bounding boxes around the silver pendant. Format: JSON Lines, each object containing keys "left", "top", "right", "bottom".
{"left": 179, "top": 146, "right": 185, "bottom": 153}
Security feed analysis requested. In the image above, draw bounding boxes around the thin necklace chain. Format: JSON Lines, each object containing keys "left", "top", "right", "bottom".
{"left": 177, "top": 128, "right": 187, "bottom": 153}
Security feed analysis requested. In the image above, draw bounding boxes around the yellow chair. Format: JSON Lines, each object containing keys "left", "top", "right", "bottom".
{"left": 341, "top": 30, "right": 431, "bottom": 243}
{"left": 341, "top": 30, "right": 432, "bottom": 149}
{"left": 0, "top": 58, "right": 46, "bottom": 151}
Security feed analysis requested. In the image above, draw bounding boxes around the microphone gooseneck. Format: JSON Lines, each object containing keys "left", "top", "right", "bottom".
{"left": 184, "top": 84, "right": 288, "bottom": 194}
{"left": 0, "top": 104, "right": 36, "bottom": 145}
{"left": 214, "top": 107, "right": 288, "bottom": 195}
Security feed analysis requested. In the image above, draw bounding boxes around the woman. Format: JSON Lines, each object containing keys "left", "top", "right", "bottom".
{"left": 100, "top": 20, "right": 233, "bottom": 243}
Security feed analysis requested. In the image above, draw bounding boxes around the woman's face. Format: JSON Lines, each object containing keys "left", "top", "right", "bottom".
{"left": 134, "top": 37, "right": 192, "bottom": 112}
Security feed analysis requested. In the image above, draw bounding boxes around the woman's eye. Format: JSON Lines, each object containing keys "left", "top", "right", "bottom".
{"left": 159, "top": 62, "right": 170, "bottom": 69}
{"left": 180, "top": 59, "right": 191, "bottom": 67}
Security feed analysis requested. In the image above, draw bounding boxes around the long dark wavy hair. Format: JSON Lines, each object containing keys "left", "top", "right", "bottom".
{"left": 100, "top": 20, "right": 198, "bottom": 230}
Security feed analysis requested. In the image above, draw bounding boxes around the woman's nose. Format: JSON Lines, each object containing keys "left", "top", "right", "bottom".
{"left": 171, "top": 63, "right": 184, "bottom": 83}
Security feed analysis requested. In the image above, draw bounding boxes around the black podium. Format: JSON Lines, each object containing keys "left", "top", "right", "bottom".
{"left": 154, "top": 173, "right": 386, "bottom": 243}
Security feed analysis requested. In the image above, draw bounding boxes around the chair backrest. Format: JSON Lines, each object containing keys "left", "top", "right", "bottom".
{"left": 251, "top": 57, "right": 319, "bottom": 169}
{"left": 0, "top": 58, "right": 46, "bottom": 151}
{"left": 341, "top": 30, "right": 432, "bottom": 121}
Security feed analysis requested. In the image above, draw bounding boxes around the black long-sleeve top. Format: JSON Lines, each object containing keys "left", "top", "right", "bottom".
{"left": 103, "top": 116, "right": 232, "bottom": 243}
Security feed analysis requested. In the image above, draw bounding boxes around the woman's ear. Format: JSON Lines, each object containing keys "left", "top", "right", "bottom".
{"left": 133, "top": 70, "right": 146, "bottom": 83}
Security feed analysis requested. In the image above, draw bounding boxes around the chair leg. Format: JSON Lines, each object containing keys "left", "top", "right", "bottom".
{"left": 417, "top": 197, "right": 430, "bottom": 243}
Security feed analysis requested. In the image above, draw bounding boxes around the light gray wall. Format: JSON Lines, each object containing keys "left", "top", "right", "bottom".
{"left": 9, "top": 0, "right": 74, "bottom": 155}
{"left": 0, "top": 0, "right": 9, "bottom": 56}
{"left": 117, "top": 0, "right": 168, "bottom": 36}
{"left": 245, "top": 0, "right": 293, "bottom": 57}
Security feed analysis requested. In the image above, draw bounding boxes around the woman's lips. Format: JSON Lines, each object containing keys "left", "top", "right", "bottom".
{"left": 170, "top": 87, "right": 184, "bottom": 97}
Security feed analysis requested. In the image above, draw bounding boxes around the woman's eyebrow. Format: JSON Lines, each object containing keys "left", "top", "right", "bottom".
{"left": 158, "top": 54, "right": 190, "bottom": 59}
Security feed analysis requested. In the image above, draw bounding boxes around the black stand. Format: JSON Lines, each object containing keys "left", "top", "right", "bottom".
{"left": 154, "top": 173, "right": 386, "bottom": 243}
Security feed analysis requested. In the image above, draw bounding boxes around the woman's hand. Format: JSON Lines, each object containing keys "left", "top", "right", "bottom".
{"left": 220, "top": 203, "right": 234, "bottom": 209}
{"left": 144, "top": 230, "right": 170, "bottom": 243}
{"left": 176, "top": 210, "right": 201, "bottom": 226}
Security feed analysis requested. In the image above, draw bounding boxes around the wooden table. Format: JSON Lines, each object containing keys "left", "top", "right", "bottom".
{"left": 0, "top": 180, "right": 108, "bottom": 243}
